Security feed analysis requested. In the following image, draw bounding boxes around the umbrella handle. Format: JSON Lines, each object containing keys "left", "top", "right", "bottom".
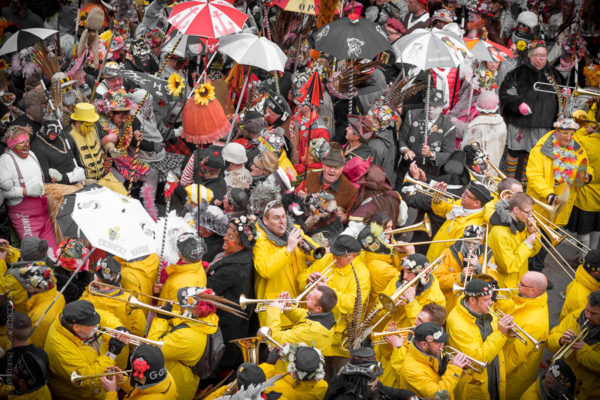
{"left": 422, "top": 71, "right": 431, "bottom": 165}
{"left": 226, "top": 67, "right": 251, "bottom": 143}
{"left": 157, "top": 35, "right": 184, "bottom": 78}
{"left": 348, "top": 59, "right": 354, "bottom": 118}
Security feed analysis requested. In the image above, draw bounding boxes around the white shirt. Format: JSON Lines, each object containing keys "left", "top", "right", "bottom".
{"left": 0, "top": 150, "right": 44, "bottom": 206}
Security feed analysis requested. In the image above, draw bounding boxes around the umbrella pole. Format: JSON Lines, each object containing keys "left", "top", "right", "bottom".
{"left": 226, "top": 66, "right": 252, "bottom": 143}
{"left": 422, "top": 70, "right": 431, "bottom": 165}
{"left": 303, "top": 106, "right": 314, "bottom": 179}
{"left": 463, "top": 77, "right": 475, "bottom": 132}
{"left": 31, "top": 247, "right": 97, "bottom": 334}
{"left": 90, "top": 24, "right": 121, "bottom": 100}
{"left": 261, "top": 0, "right": 272, "bottom": 40}
{"left": 348, "top": 59, "right": 354, "bottom": 117}
{"left": 157, "top": 35, "right": 184, "bottom": 78}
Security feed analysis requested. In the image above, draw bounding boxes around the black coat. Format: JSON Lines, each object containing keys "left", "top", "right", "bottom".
{"left": 499, "top": 60, "right": 565, "bottom": 130}
{"left": 206, "top": 248, "right": 255, "bottom": 370}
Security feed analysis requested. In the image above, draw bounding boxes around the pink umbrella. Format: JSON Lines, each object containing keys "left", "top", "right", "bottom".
{"left": 167, "top": 0, "right": 248, "bottom": 38}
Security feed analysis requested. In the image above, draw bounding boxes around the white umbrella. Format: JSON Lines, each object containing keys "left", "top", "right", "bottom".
{"left": 392, "top": 28, "right": 472, "bottom": 71}
{"left": 218, "top": 32, "right": 287, "bottom": 72}
{"left": 71, "top": 187, "right": 158, "bottom": 260}
{"left": 0, "top": 28, "right": 58, "bottom": 56}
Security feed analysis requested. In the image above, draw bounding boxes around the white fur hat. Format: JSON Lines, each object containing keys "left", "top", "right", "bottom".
{"left": 517, "top": 11, "right": 538, "bottom": 29}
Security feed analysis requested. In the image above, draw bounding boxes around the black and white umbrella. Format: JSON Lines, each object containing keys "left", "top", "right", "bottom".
{"left": 0, "top": 28, "right": 58, "bottom": 56}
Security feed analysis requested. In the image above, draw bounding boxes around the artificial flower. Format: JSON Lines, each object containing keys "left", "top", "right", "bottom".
{"left": 516, "top": 41, "right": 527, "bottom": 51}
{"left": 552, "top": 136, "right": 577, "bottom": 185}
{"left": 167, "top": 73, "right": 184, "bottom": 97}
{"left": 99, "top": 30, "right": 113, "bottom": 44}
{"left": 193, "top": 83, "right": 215, "bottom": 105}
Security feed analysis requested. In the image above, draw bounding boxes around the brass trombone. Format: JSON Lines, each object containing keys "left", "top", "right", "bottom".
{"left": 443, "top": 346, "right": 487, "bottom": 374}
{"left": 403, "top": 176, "right": 462, "bottom": 203}
{"left": 533, "top": 82, "right": 600, "bottom": 97}
{"left": 94, "top": 327, "right": 164, "bottom": 348}
{"left": 392, "top": 236, "right": 483, "bottom": 247}
{"left": 257, "top": 327, "right": 285, "bottom": 350}
{"left": 370, "top": 328, "right": 413, "bottom": 346}
{"left": 452, "top": 282, "right": 517, "bottom": 301}
{"left": 551, "top": 320, "right": 590, "bottom": 362}
{"left": 71, "top": 368, "right": 131, "bottom": 387}
{"left": 385, "top": 214, "right": 433, "bottom": 237}
{"left": 490, "top": 309, "right": 543, "bottom": 351}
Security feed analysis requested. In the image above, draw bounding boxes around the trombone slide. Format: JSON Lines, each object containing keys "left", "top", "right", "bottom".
{"left": 444, "top": 346, "right": 487, "bottom": 374}
{"left": 71, "top": 369, "right": 131, "bottom": 386}
{"left": 95, "top": 327, "right": 164, "bottom": 348}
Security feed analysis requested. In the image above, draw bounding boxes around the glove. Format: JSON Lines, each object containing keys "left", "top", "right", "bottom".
{"left": 153, "top": 141, "right": 164, "bottom": 153}
{"left": 174, "top": 126, "right": 183, "bottom": 138}
{"left": 266, "top": 348, "right": 281, "bottom": 365}
{"left": 67, "top": 167, "right": 86, "bottom": 183}
{"left": 108, "top": 327, "right": 129, "bottom": 355}
{"left": 547, "top": 193, "right": 557, "bottom": 205}
{"left": 105, "top": 142, "right": 124, "bottom": 158}
{"left": 157, "top": 303, "right": 174, "bottom": 320}
{"left": 518, "top": 102, "right": 532, "bottom": 116}
{"left": 49, "top": 168, "right": 63, "bottom": 182}
{"left": 26, "top": 183, "right": 43, "bottom": 197}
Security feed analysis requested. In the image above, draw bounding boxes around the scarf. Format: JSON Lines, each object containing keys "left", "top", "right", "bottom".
{"left": 578, "top": 310, "right": 600, "bottom": 345}
{"left": 257, "top": 217, "right": 295, "bottom": 247}
{"left": 551, "top": 136, "right": 577, "bottom": 185}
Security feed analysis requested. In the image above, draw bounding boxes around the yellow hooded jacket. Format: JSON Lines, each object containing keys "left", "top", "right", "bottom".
{"left": 25, "top": 287, "right": 66, "bottom": 349}
{"left": 118, "top": 253, "right": 160, "bottom": 306}
{"left": 526, "top": 130, "right": 591, "bottom": 227}
{"left": 105, "top": 371, "right": 178, "bottom": 400}
{"left": 261, "top": 362, "right": 328, "bottom": 400}
{"left": 147, "top": 313, "right": 218, "bottom": 400}
{"left": 560, "top": 265, "right": 600, "bottom": 321}
{"left": 446, "top": 297, "right": 508, "bottom": 400}
{"left": 363, "top": 250, "right": 402, "bottom": 312}
{"left": 573, "top": 129, "right": 600, "bottom": 212}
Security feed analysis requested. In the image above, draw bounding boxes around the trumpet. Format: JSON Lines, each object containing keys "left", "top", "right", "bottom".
{"left": 551, "top": 320, "right": 590, "bottom": 362}
{"left": 95, "top": 327, "right": 164, "bottom": 348}
{"left": 491, "top": 309, "right": 543, "bottom": 350}
{"left": 443, "top": 346, "right": 487, "bottom": 374}
{"left": 385, "top": 214, "right": 433, "bottom": 237}
{"left": 285, "top": 225, "right": 326, "bottom": 259}
{"left": 257, "top": 327, "right": 284, "bottom": 350}
{"left": 71, "top": 368, "right": 131, "bottom": 387}
{"left": 403, "top": 176, "right": 462, "bottom": 203}
{"left": 370, "top": 328, "right": 413, "bottom": 346}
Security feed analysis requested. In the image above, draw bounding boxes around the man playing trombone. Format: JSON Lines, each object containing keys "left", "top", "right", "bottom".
{"left": 547, "top": 290, "right": 600, "bottom": 400}
{"left": 496, "top": 271, "right": 549, "bottom": 400}
{"left": 560, "top": 249, "right": 600, "bottom": 321}
{"left": 488, "top": 192, "right": 542, "bottom": 288}
{"left": 265, "top": 286, "right": 338, "bottom": 355}
{"left": 446, "top": 279, "right": 515, "bottom": 400}
{"left": 399, "top": 321, "right": 469, "bottom": 399}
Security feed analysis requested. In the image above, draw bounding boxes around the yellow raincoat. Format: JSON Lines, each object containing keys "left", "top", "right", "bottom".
{"left": 297, "top": 253, "right": 370, "bottom": 357}
{"left": 104, "top": 371, "right": 178, "bottom": 400}
{"left": 560, "top": 265, "right": 600, "bottom": 321}
{"left": 384, "top": 345, "right": 408, "bottom": 388}
{"left": 573, "top": 128, "right": 600, "bottom": 212}
{"left": 434, "top": 245, "right": 497, "bottom": 313}
{"left": 488, "top": 223, "right": 541, "bottom": 289}
{"left": 118, "top": 253, "right": 160, "bottom": 306}
{"left": 547, "top": 308, "right": 600, "bottom": 400}
{"left": 399, "top": 342, "right": 463, "bottom": 399}
{"left": 44, "top": 311, "right": 122, "bottom": 400}
{"left": 363, "top": 250, "right": 402, "bottom": 311}
{"left": 147, "top": 313, "right": 218, "bottom": 400}
{"left": 25, "top": 288, "right": 66, "bottom": 349}
{"left": 3, "top": 385, "right": 52, "bottom": 400}
{"left": 497, "top": 293, "right": 549, "bottom": 400}
{"left": 520, "top": 378, "right": 544, "bottom": 400}
{"left": 446, "top": 297, "right": 508, "bottom": 400}
{"left": 0, "top": 245, "right": 19, "bottom": 275}
{"left": 265, "top": 306, "right": 335, "bottom": 354}
{"left": 159, "top": 261, "right": 207, "bottom": 313}
{"left": 427, "top": 200, "right": 487, "bottom": 260}
{"left": 261, "top": 362, "right": 327, "bottom": 400}
{"left": 253, "top": 225, "right": 316, "bottom": 327}
{"left": 526, "top": 130, "right": 591, "bottom": 227}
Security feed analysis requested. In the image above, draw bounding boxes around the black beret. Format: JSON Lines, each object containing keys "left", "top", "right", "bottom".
{"left": 331, "top": 235, "right": 362, "bottom": 256}
{"left": 62, "top": 300, "right": 100, "bottom": 326}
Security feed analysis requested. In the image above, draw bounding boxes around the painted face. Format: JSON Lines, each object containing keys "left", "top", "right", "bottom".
{"left": 11, "top": 136, "right": 30, "bottom": 158}
{"left": 78, "top": 122, "right": 95, "bottom": 135}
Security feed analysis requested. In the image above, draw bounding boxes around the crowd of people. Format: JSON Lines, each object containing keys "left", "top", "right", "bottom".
{"left": 0, "top": 0, "right": 599, "bottom": 398}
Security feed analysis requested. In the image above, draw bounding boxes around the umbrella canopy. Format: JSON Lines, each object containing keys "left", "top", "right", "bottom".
{"left": 0, "top": 28, "right": 58, "bottom": 56}
{"left": 163, "top": 28, "right": 220, "bottom": 57}
{"left": 68, "top": 186, "right": 158, "bottom": 260}
{"left": 272, "top": 0, "right": 340, "bottom": 15}
{"left": 218, "top": 33, "right": 287, "bottom": 72}
{"left": 56, "top": 184, "right": 104, "bottom": 241}
{"left": 392, "top": 28, "right": 472, "bottom": 70}
{"left": 297, "top": 70, "right": 324, "bottom": 108}
{"left": 463, "top": 38, "right": 513, "bottom": 62}
{"left": 311, "top": 14, "right": 392, "bottom": 60}
{"left": 167, "top": 0, "right": 248, "bottom": 38}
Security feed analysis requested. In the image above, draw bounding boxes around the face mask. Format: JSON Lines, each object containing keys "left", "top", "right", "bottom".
{"left": 79, "top": 123, "right": 95, "bottom": 135}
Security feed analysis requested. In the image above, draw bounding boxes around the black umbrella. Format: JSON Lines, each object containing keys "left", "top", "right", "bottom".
{"left": 310, "top": 14, "right": 392, "bottom": 60}
{"left": 0, "top": 28, "right": 58, "bottom": 56}
{"left": 55, "top": 184, "right": 103, "bottom": 240}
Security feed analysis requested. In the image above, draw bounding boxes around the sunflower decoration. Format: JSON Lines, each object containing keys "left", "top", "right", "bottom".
{"left": 167, "top": 72, "right": 185, "bottom": 97}
{"left": 516, "top": 40, "right": 527, "bottom": 52}
{"left": 193, "top": 83, "right": 216, "bottom": 106}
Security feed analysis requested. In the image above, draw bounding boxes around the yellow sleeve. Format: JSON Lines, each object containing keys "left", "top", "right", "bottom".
{"left": 129, "top": 309, "right": 148, "bottom": 337}
{"left": 253, "top": 239, "right": 292, "bottom": 279}
{"left": 431, "top": 199, "right": 456, "bottom": 218}
{"left": 447, "top": 318, "right": 507, "bottom": 364}
{"left": 203, "top": 384, "right": 229, "bottom": 400}
{"left": 105, "top": 391, "right": 119, "bottom": 400}
{"left": 390, "top": 346, "right": 408, "bottom": 377}
{"left": 266, "top": 306, "right": 310, "bottom": 346}
{"left": 403, "top": 362, "right": 463, "bottom": 398}
{"left": 575, "top": 342, "right": 600, "bottom": 372}
{"left": 546, "top": 311, "right": 578, "bottom": 354}
{"left": 525, "top": 146, "right": 554, "bottom": 201}
{"left": 488, "top": 227, "right": 540, "bottom": 276}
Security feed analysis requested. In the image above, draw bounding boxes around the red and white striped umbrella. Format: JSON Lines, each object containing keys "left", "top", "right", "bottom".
{"left": 167, "top": 0, "right": 248, "bottom": 39}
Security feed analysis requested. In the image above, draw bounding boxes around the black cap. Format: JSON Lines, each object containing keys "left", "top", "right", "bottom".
{"left": 237, "top": 363, "right": 266, "bottom": 389}
{"left": 401, "top": 253, "right": 429, "bottom": 273}
{"left": 20, "top": 236, "right": 48, "bottom": 262}
{"left": 547, "top": 359, "right": 576, "bottom": 389}
{"left": 13, "top": 347, "right": 49, "bottom": 391}
{"left": 464, "top": 278, "right": 492, "bottom": 297}
{"left": 414, "top": 321, "right": 450, "bottom": 343}
{"left": 467, "top": 181, "right": 493, "bottom": 204}
{"left": 295, "top": 347, "right": 320, "bottom": 375}
{"left": 463, "top": 225, "right": 484, "bottom": 239}
{"left": 340, "top": 348, "right": 383, "bottom": 378}
{"left": 130, "top": 344, "right": 167, "bottom": 386}
{"left": 330, "top": 235, "right": 362, "bottom": 256}
{"left": 427, "top": 88, "right": 445, "bottom": 107}
{"left": 263, "top": 90, "right": 291, "bottom": 124}
{"left": 177, "top": 233, "right": 206, "bottom": 262}
{"left": 94, "top": 256, "right": 121, "bottom": 284}
{"left": 62, "top": 300, "right": 101, "bottom": 326}
{"left": 584, "top": 249, "right": 600, "bottom": 272}
{"left": 321, "top": 142, "right": 345, "bottom": 167}
{"left": 201, "top": 151, "right": 225, "bottom": 171}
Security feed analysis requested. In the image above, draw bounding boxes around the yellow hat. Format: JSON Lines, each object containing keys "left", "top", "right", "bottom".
{"left": 185, "top": 184, "right": 214, "bottom": 204}
{"left": 71, "top": 103, "right": 100, "bottom": 122}
{"left": 571, "top": 110, "right": 589, "bottom": 121}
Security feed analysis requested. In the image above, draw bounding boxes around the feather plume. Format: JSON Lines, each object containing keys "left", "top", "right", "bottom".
{"left": 342, "top": 262, "right": 365, "bottom": 351}
{"left": 316, "top": 0, "right": 337, "bottom": 28}
{"left": 195, "top": 293, "right": 248, "bottom": 319}
{"left": 385, "top": 75, "right": 426, "bottom": 110}
{"left": 543, "top": 71, "right": 567, "bottom": 116}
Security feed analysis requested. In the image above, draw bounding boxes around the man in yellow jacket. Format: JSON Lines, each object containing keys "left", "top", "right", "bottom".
{"left": 547, "top": 290, "right": 600, "bottom": 400}
{"left": 147, "top": 286, "right": 219, "bottom": 400}
{"left": 526, "top": 116, "right": 591, "bottom": 272}
{"left": 399, "top": 321, "right": 467, "bottom": 399}
{"left": 253, "top": 200, "right": 317, "bottom": 327}
{"left": 520, "top": 359, "right": 577, "bottom": 400}
{"left": 44, "top": 300, "right": 128, "bottom": 400}
{"left": 488, "top": 192, "right": 542, "bottom": 288}
{"left": 497, "top": 271, "right": 549, "bottom": 400}
{"left": 447, "top": 279, "right": 514, "bottom": 400}
{"left": 297, "top": 235, "right": 370, "bottom": 379}
{"left": 560, "top": 249, "right": 600, "bottom": 321}
{"left": 118, "top": 253, "right": 160, "bottom": 306}
{"left": 101, "top": 344, "right": 178, "bottom": 400}
{"left": 265, "top": 285, "right": 337, "bottom": 354}
{"left": 427, "top": 180, "right": 494, "bottom": 260}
